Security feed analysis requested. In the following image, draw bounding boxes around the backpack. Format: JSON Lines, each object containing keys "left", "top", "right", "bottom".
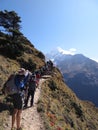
{"left": 3, "top": 73, "right": 29, "bottom": 95}
{"left": 3, "top": 74, "right": 19, "bottom": 95}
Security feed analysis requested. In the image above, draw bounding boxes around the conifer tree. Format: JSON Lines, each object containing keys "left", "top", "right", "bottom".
{"left": 0, "top": 10, "right": 22, "bottom": 40}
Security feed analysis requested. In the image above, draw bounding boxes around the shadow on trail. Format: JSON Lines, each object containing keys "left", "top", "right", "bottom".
{"left": 0, "top": 102, "right": 13, "bottom": 115}
{"left": 0, "top": 95, "right": 14, "bottom": 115}
{"left": 0, "top": 102, "right": 9, "bottom": 112}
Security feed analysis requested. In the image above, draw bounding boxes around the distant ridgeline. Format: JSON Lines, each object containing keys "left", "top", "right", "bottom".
{"left": 47, "top": 51, "right": 98, "bottom": 107}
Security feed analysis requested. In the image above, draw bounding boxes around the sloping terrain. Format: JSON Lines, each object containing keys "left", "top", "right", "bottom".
{"left": 0, "top": 34, "right": 45, "bottom": 88}
{"left": 37, "top": 67, "right": 98, "bottom": 130}
{"left": 0, "top": 32, "right": 98, "bottom": 130}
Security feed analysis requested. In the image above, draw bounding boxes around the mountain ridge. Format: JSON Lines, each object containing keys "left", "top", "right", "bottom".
{"left": 46, "top": 49, "right": 98, "bottom": 107}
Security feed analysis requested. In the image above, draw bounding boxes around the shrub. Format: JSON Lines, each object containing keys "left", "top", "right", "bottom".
{"left": 17, "top": 58, "right": 36, "bottom": 71}
{"left": 37, "top": 51, "right": 45, "bottom": 60}
{"left": 0, "top": 41, "right": 24, "bottom": 59}
{"left": 49, "top": 80, "right": 58, "bottom": 91}
{"left": 71, "top": 102, "right": 83, "bottom": 118}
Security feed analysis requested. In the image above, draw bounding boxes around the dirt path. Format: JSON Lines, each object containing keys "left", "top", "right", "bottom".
{"left": 4, "top": 78, "right": 45, "bottom": 130}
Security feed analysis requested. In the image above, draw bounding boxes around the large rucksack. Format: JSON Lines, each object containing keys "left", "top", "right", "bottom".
{"left": 2, "top": 74, "right": 19, "bottom": 95}
{"left": 2, "top": 73, "right": 30, "bottom": 96}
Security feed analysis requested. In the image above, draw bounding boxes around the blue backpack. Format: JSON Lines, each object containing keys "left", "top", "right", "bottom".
{"left": 3, "top": 73, "right": 29, "bottom": 95}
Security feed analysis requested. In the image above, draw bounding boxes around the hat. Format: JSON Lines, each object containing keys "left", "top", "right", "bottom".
{"left": 17, "top": 68, "right": 26, "bottom": 76}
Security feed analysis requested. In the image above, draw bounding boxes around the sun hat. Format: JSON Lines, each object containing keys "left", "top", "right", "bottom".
{"left": 17, "top": 68, "right": 26, "bottom": 76}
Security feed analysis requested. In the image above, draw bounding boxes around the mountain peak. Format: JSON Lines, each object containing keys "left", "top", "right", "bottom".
{"left": 57, "top": 47, "right": 76, "bottom": 55}
{"left": 45, "top": 47, "right": 75, "bottom": 61}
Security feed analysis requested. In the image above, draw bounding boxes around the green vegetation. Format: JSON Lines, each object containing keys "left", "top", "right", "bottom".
{"left": 0, "top": 10, "right": 22, "bottom": 40}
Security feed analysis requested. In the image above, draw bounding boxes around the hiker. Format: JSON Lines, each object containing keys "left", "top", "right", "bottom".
{"left": 35, "top": 70, "right": 41, "bottom": 87}
{"left": 3, "top": 68, "right": 29, "bottom": 130}
{"left": 46, "top": 60, "right": 53, "bottom": 73}
{"left": 24, "top": 74, "right": 36, "bottom": 108}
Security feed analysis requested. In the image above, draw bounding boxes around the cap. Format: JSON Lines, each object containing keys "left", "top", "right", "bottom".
{"left": 17, "top": 68, "right": 26, "bottom": 76}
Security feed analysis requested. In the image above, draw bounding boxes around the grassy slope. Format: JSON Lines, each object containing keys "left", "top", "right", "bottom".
{"left": 0, "top": 38, "right": 45, "bottom": 88}
{"left": 38, "top": 67, "right": 98, "bottom": 130}
{"left": 0, "top": 35, "right": 98, "bottom": 130}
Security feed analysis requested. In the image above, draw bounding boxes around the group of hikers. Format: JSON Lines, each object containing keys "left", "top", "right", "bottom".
{"left": 2, "top": 60, "right": 53, "bottom": 130}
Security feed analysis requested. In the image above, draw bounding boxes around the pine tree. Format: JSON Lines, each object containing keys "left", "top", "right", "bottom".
{"left": 0, "top": 10, "right": 22, "bottom": 40}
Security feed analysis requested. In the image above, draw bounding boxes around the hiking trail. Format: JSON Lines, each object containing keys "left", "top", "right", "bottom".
{"left": 4, "top": 78, "right": 47, "bottom": 130}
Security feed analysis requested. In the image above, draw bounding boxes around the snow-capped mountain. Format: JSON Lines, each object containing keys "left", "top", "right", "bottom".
{"left": 45, "top": 47, "right": 98, "bottom": 107}
{"left": 45, "top": 47, "right": 75, "bottom": 65}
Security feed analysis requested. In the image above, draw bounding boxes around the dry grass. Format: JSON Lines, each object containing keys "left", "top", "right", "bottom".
{"left": 1, "top": 34, "right": 98, "bottom": 130}
{"left": 37, "top": 67, "right": 98, "bottom": 130}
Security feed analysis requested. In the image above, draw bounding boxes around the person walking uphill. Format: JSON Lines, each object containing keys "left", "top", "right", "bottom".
{"left": 3, "top": 68, "right": 29, "bottom": 130}
{"left": 24, "top": 74, "right": 36, "bottom": 108}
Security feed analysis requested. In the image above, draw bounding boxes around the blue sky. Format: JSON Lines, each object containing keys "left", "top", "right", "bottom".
{"left": 0, "top": 0, "right": 98, "bottom": 61}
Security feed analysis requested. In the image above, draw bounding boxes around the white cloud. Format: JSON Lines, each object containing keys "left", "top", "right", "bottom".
{"left": 57, "top": 47, "right": 76, "bottom": 55}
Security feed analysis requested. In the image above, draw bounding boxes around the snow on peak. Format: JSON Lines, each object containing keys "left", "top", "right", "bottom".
{"left": 57, "top": 47, "right": 76, "bottom": 55}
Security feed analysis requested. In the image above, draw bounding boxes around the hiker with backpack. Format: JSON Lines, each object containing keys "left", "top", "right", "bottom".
{"left": 24, "top": 74, "right": 37, "bottom": 108}
{"left": 2, "top": 68, "right": 30, "bottom": 130}
{"left": 34, "top": 70, "right": 41, "bottom": 87}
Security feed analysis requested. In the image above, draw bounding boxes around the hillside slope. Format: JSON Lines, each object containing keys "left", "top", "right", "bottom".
{"left": 0, "top": 33, "right": 98, "bottom": 130}
{"left": 38, "top": 67, "right": 98, "bottom": 130}
{"left": 0, "top": 33, "right": 45, "bottom": 88}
